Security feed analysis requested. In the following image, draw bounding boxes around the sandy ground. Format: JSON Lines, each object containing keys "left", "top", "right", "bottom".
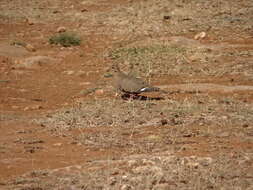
{"left": 0, "top": 0, "right": 253, "bottom": 189}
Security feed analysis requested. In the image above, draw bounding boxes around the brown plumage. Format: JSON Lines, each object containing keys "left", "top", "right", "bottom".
{"left": 111, "top": 64, "right": 161, "bottom": 95}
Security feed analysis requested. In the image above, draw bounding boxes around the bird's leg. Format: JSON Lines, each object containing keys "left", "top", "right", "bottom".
{"left": 114, "top": 89, "right": 122, "bottom": 99}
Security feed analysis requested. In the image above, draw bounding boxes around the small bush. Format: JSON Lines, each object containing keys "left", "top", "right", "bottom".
{"left": 49, "top": 32, "right": 81, "bottom": 47}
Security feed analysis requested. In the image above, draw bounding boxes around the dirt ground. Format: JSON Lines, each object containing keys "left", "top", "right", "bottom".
{"left": 0, "top": 0, "right": 253, "bottom": 189}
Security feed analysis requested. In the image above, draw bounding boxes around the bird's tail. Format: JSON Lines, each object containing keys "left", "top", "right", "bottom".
{"left": 139, "top": 86, "right": 161, "bottom": 93}
{"left": 140, "top": 86, "right": 169, "bottom": 94}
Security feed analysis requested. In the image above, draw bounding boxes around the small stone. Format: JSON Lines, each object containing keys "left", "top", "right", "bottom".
{"left": 242, "top": 124, "right": 249, "bottom": 128}
{"left": 27, "top": 19, "right": 35, "bottom": 25}
{"left": 34, "top": 105, "right": 42, "bottom": 109}
{"left": 76, "top": 71, "right": 86, "bottom": 77}
{"left": 188, "top": 52, "right": 206, "bottom": 62}
{"left": 187, "top": 161, "right": 199, "bottom": 168}
{"left": 53, "top": 10, "right": 60, "bottom": 14}
{"left": 121, "top": 185, "right": 132, "bottom": 190}
{"left": 19, "top": 89, "right": 27, "bottom": 92}
{"left": 53, "top": 143, "right": 62, "bottom": 146}
{"left": 198, "top": 157, "right": 213, "bottom": 166}
{"left": 81, "top": 8, "right": 88, "bottom": 12}
{"left": 161, "top": 119, "right": 168, "bottom": 125}
{"left": 24, "top": 107, "right": 29, "bottom": 111}
{"left": 24, "top": 105, "right": 42, "bottom": 111}
{"left": 163, "top": 15, "right": 171, "bottom": 20}
{"left": 95, "top": 89, "right": 104, "bottom": 95}
{"left": 12, "top": 106, "right": 19, "bottom": 109}
{"left": 109, "top": 177, "right": 117, "bottom": 185}
{"left": 25, "top": 44, "right": 36, "bottom": 52}
{"left": 128, "top": 160, "right": 137, "bottom": 167}
{"left": 63, "top": 70, "right": 75, "bottom": 75}
{"left": 222, "top": 115, "right": 228, "bottom": 120}
{"left": 194, "top": 32, "right": 207, "bottom": 40}
{"left": 57, "top": 26, "right": 66, "bottom": 33}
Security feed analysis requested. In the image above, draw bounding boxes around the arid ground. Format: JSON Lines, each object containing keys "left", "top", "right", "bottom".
{"left": 0, "top": 0, "right": 253, "bottom": 189}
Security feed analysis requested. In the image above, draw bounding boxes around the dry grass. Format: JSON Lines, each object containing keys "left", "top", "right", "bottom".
{"left": 4, "top": 152, "right": 252, "bottom": 189}
{"left": 34, "top": 94, "right": 253, "bottom": 147}
{"left": 1, "top": 0, "right": 253, "bottom": 189}
{"left": 105, "top": 40, "right": 253, "bottom": 83}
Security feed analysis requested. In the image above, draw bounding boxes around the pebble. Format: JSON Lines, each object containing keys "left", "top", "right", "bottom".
{"left": 95, "top": 89, "right": 104, "bottom": 95}
{"left": 24, "top": 105, "right": 42, "bottom": 111}
{"left": 121, "top": 184, "right": 132, "bottom": 190}
{"left": 25, "top": 44, "right": 36, "bottom": 52}
{"left": 63, "top": 70, "right": 75, "bottom": 75}
{"left": 194, "top": 31, "right": 207, "bottom": 40}
{"left": 57, "top": 26, "right": 66, "bottom": 33}
{"left": 27, "top": 19, "right": 35, "bottom": 25}
{"left": 163, "top": 15, "right": 171, "bottom": 20}
{"left": 160, "top": 119, "right": 168, "bottom": 125}
{"left": 53, "top": 143, "right": 62, "bottom": 146}
{"left": 81, "top": 8, "right": 88, "bottom": 12}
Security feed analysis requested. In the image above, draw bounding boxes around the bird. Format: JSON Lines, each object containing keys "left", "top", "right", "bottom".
{"left": 110, "top": 63, "right": 164, "bottom": 97}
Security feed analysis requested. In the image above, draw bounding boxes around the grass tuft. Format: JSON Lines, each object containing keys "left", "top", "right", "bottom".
{"left": 49, "top": 32, "right": 81, "bottom": 47}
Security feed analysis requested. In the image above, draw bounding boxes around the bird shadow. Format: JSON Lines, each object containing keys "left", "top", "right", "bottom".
{"left": 121, "top": 94, "right": 164, "bottom": 101}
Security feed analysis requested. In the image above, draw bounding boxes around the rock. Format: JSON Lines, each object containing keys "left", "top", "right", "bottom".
{"left": 14, "top": 56, "right": 58, "bottom": 69}
{"left": 194, "top": 32, "right": 207, "bottom": 40}
{"left": 52, "top": 10, "right": 60, "bottom": 14}
{"left": 63, "top": 70, "right": 75, "bottom": 75}
{"left": 95, "top": 89, "right": 104, "bottom": 95}
{"left": 25, "top": 44, "right": 36, "bottom": 52}
{"left": 81, "top": 8, "right": 88, "bottom": 12}
{"left": 53, "top": 143, "right": 62, "bottom": 146}
{"left": 160, "top": 119, "right": 168, "bottom": 125}
{"left": 57, "top": 26, "right": 66, "bottom": 33}
{"left": 121, "top": 185, "right": 132, "bottom": 190}
{"left": 242, "top": 124, "right": 249, "bottom": 128}
{"left": 198, "top": 157, "right": 213, "bottom": 166}
{"left": 186, "top": 161, "right": 199, "bottom": 168}
{"left": 24, "top": 105, "right": 43, "bottom": 111}
{"left": 76, "top": 70, "right": 86, "bottom": 77}
{"left": 163, "top": 15, "right": 171, "bottom": 20}
{"left": 128, "top": 160, "right": 137, "bottom": 167}
{"left": 27, "top": 19, "right": 35, "bottom": 25}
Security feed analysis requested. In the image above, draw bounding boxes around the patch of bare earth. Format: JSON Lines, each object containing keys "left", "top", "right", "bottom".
{"left": 0, "top": 0, "right": 253, "bottom": 189}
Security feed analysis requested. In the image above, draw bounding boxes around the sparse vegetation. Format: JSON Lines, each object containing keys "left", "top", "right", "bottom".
{"left": 49, "top": 32, "right": 81, "bottom": 47}
{"left": 108, "top": 45, "right": 187, "bottom": 76}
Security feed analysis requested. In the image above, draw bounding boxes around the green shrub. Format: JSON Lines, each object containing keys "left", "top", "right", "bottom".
{"left": 49, "top": 32, "right": 81, "bottom": 47}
